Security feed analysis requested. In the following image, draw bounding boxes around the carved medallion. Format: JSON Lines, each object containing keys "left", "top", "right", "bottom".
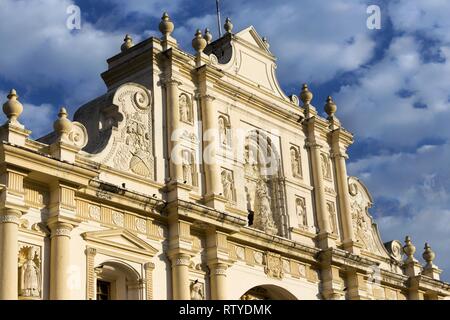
{"left": 264, "top": 252, "right": 283, "bottom": 279}
{"left": 88, "top": 205, "right": 101, "bottom": 221}
{"left": 112, "top": 211, "right": 124, "bottom": 227}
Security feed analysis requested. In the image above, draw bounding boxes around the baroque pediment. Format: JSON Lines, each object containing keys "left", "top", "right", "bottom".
{"left": 348, "top": 177, "right": 391, "bottom": 259}
{"left": 82, "top": 228, "right": 158, "bottom": 257}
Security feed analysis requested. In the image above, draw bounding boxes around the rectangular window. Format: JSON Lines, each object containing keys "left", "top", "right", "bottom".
{"left": 96, "top": 280, "right": 111, "bottom": 300}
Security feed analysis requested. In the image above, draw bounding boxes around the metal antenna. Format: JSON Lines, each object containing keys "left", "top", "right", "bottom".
{"left": 216, "top": 0, "right": 222, "bottom": 37}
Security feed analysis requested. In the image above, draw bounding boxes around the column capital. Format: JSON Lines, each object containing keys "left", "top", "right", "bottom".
{"left": 170, "top": 253, "right": 191, "bottom": 267}
{"left": 305, "top": 141, "right": 322, "bottom": 149}
{"left": 210, "top": 263, "right": 228, "bottom": 276}
{"left": 0, "top": 208, "right": 22, "bottom": 225}
{"left": 85, "top": 247, "right": 97, "bottom": 257}
{"left": 330, "top": 151, "right": 348, "bottom": 160}
{"left": 48, "top": 221, "right": 74, "bottom": 238}
{"left": 144, "top": 262, "right": 156, "bottom": 271}
{"left": 162, "top": 78, "right": 183, "bottom": 87}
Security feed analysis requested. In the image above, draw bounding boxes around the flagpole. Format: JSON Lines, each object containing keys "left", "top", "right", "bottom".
{"left": 216, "top": 0, "right": 222, "bottom": 37}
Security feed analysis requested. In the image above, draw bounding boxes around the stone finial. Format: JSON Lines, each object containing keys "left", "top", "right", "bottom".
{"left": 403, "top": 236, "right": 416, "bottom": 261}
{"left": 192, "top": 29, "right": 207, "bottom": 53}
{"left": 325, "top": 96, "right": 337, "bottom": 118}
{"left": 262, "top": 37, "right": 270, "bottom": 49}
{"left": 422, "top": 243, "right": 435, "bottom": 266}
{"left": 53, "top": 107, "right": 73, "bottom": 139}
{"left": 159, "top": 12, "right": 174, "bottom": 38}
{"left": 204, "top": 28, "right": 213, "bottom": 44}
{"left": 300, "top": 84, "right": 313, "bottom": 106}
{"left": 224, "top": 17, "right": 233, "bottom": 33}
{"left": 121, "top": 34, "right": 134, "bottom": 52}
{"left": 2, "top": 89, "right": 24, "bottom": 124}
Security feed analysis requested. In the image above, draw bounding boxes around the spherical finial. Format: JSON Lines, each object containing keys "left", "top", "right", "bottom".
{"left": 224, "top": 17, "right": 233, "bottom": 34}
{"left": 300, "top": 84, "right": 313, "bottom": 106}
{"left": 53, "top": 107, "right": 73, "bottom": 137}
{"left": 204, "top": 28, "right": 213, "bottom": 44}
{"left": 192, "top": 29, "right": 207, "bottom": 53}
{"left": 121, "top": 34, "right": 134, "bottom": 52}
{"left": 159, "top": 12, "right": 174, "bottom": 37}
{"left": 325, "top": 96, "right": 337, "bottom": 118}
{"left": 422, "top": 243, "right": 435, "bottom": 265}
{"left": 403, "top": 236, "right": 416, "bottom": 259}
{"left": 2, "top": 89, "right": 23, "bottom": 124}
{"left": 262, "top": 37, "right": 270, "bottom": 49}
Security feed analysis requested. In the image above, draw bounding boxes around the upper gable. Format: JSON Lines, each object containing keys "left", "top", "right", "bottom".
{"left": 206, "top": 26, "right": 291, "bottom": 102}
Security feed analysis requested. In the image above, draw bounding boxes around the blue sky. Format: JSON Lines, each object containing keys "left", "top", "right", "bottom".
{"left": 0, "top": 0, "right": 449, "bottom": 281}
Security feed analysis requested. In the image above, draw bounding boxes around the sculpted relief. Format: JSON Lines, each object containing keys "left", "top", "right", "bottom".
{"left": 321, "top": 153, "right": 332, "bottom": 180}
{"left": 253, "top": 180, "right": 278, "bottom": 235}
{"left": 326, "top": 201, "right": 338, "bottom": 235}
{"left": 290, "top": 146, "right": 302, "bottom": 178}
{"left": 81, "top": 83, "right": 155, "bottom": 180}
{"left": 221, "top": 169, "right": 235, "bottom": 202}
{"left": 348, "top": 177, "right": 382, "bottom": 255}
{"left": 296, "top": 197, "right": 307, "bottom": 228}
{"left": 18, "top": 245, "right": 41, "bottom": 298}
{"left": 179, "top": 93, "right": 193, "bottom": 124}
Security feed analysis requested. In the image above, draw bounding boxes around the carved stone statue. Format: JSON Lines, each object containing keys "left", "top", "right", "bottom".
{"left": 221, "top": 170, "right": 234, "bottom": 201}
{"left": 327, "top": 202, "right": 338, "bottom": 235}
{"left": 18, "top": 246, "right": 41, "bottom": 298}
{"left": 182, "top": 150, "right": 193, "bottom": 185}
{"left": 190, "top": 280, "right": 204, "bottom": 300}
{"left": 296, "top": 197, "right": 307, "bottom": 228}
{"left": 179, "top": 94, "right": 191, "bottom": 123}
{"left": 218, "top": 117, "right": 230, "bottom": 146}
{"left": 321, "top": 153, "right": 331, "bottom": 179}
{"left": 290, "top": 147, "right": 301, "bottom": 178}
{"left": 253, "top": 180, "right": 277, "bottom": 235}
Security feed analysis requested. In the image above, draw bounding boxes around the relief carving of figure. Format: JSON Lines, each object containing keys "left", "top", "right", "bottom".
{"left": 327, "top": 202, "right": 338, "bottom": 235}
{"left": 179, "top": 94, "right": 191, "bottom": 123}
{"left": 18, "top": 246, "right": 41, "bottom": 298}
{"left": 296, "top": 197, "right": 307, "bottom": 228}
{"left": 190, "top": 280, "right": 204, "bottom": 300}
{"left": 253, "top": 180, "right": 277, "bottom": 235}
{"left": 321, "top": 153, "right": 332, "bottom": 180}
{"left": 221, "top": 170, "right": 234, "bottom": 202}
{"left": 290, "top": 147, "right": 302, "bottom": 178}
{"left": 182, "top": 150, "right": 193, "bottom": 185}
{"left": 218, "top": 117, "right": 230, "bottom": 146}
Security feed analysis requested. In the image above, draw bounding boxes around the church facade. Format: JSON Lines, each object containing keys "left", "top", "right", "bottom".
{"left": 0, "top": 13, "right": 448, "bottom": 300}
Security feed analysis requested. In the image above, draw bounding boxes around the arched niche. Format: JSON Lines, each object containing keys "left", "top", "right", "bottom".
{"left": 243, "top": 130, "right": 289, "bottom": 237}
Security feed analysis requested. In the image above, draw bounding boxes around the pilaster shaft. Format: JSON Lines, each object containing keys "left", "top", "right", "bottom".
{"left": 166, "top": 79, "right": 183, "bottom": 183}
{"left": 48, "top": 221, "right": 74, "bottom": 300}
{"left": 170, "top": 253, "right": 191, "bottom": 300}
{"left": 332, "top": 152, "right": 355, "bottom": 246}
{"left": 308, "top": 142, "right": 331, "bottom": 235}
{"left": 201, "top": 94, "right": 221, "bottom": 197}
{"left": 0, "top": 209, "right": 21, "bottom": 300}
{"left": 209, "top": 263, "right": 228, "bottom": 300}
